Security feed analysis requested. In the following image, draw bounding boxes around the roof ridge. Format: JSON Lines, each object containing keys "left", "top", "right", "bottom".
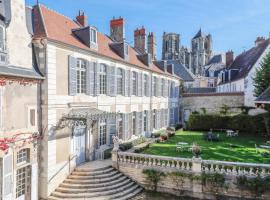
{"left": 39, "top": 3, "right": 77, "bottom": 24}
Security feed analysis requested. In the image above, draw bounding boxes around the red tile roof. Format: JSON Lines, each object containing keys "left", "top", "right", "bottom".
{"left": 33, "top": 4, "right": 178, "bottom": 78}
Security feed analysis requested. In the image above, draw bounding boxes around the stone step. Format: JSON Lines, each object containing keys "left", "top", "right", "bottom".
{"left": 64, "top": 173, "right": 123, "bottom": 184}
{"left": 71, "top": 167, "right": 115, "bottom": 176}
{"left": 59, "top": 176, "right": 128, "bottom": 189}
{"left": 68, "top": 170, "right": 119, "bottom": 180}
{"left": 110, "top": 187, "right": 144, "bottom": 200}
{"left": 51, "top": 181, "right": 136, "bottom": 198}
{"left": 56, "top": 178, "right": 132, "bottom": 193}
{"left": 75, "top": 165, "right": 111, "bottom": 172}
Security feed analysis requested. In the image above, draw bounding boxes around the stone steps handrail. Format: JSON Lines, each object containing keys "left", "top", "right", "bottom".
{"left": 117, "top": 151, "right": 193, "bottom": 171}
{"left": 202, "top": 160, "right": 270, "bottom": 175}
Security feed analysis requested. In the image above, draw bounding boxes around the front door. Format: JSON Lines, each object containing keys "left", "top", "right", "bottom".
{"left": 73, "top": 126, "right": 86, "bottom": 165}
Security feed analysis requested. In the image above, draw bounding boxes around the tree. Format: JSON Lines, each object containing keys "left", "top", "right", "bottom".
{"left": 253, "top": 52, "right": 270, "bottom": 97}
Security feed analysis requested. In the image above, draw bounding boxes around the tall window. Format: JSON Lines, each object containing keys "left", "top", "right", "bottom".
{"left": 161, "top": 79, "right": 165, "bottom": 96}
{"left": 143, "top": 74, "right": 148, "bottom": 96}
{"left": 0, "top": 26, "right": 5, "bottom": 52}
{"left": 132, "top": 72, "right": 137, "bottom": 96}
{"left": 90, "top": 28, "right": 97, "bottom": 44}
{"left": 153, "top": 77, "right": 157, "bottom": 96}
{"left": 99, "top": 120, "right": 107, "bottom": 146}
{"left": 76, "top": 59, "right": 87, "bottom": 94}
{"left": 100, "top": 64, "right": 107, "bottom": 94}
{"left": 143, "top": 111, "right": 147, "bottom": 132}
{"left": 16, "top": 167, "right": 30, "bottom": 198}
{"left": 153, "top": 110, "right": 157, "bottom": 129}
{"left": 117, "top": 114, "right": 123, "bottom": 139}
{"left": 17, "top": 149, "right": 29, "bottom": 164}
{"left": 132, "top": 112, "right": 136, "bottom": 135}
{"left": 117, "top": 68, "right": 123, "bottom": 95}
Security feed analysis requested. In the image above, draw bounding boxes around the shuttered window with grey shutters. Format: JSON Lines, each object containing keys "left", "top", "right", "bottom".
{"left": 135, "top": 112, "right": 140, "bottom": 135}
{"left": 147, "top": 110, "right": 151, "bottom": 132}
{"left": 138, "top": 72, "right": 143, "bottom": 97}
{"left": 124, "top": 70, "right": 130, "bottom": 96}
{"left": 107, "top": 117, "right": 116, "bottom": 145}
{"left": 86, "top": 61, "right": 95, "bottom": 96}
{"left": 3, "top": 153, "right": 13, "bottom": 200}
{"left": 123, "top": 113, "right": 129, "bottom": 140}
{"left": 147, "top": 75, "right": 151, "bottom": 97}
{"left": 95, "top": 63, "right": 100, "bottom": 96}
{"left": 68, "top": 55, "right": 77, "bottom": 96}
{"left": 109, "top": 66, "right": 117, "bottom": 96}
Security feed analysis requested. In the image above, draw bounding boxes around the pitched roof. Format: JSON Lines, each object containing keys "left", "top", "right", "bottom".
{"left": 185, "top": 87, "right": 216, "bottom": 94}
{"left": 166, "top": 60, "right": 194, "bottom": 82}
{"left": 256, "top": 86, "right": 270, "bottom": 103}
{"left": 33, "top": 4, "right": 178, "bottom": 78}
{"left": 207, "top": 54, "right": 223, "bottom": 65}
{"left": 220, "top": 39, "right": 270, "bottom": 84}
{"left": 193, "top": 29, "right": 203, "bottom": 39}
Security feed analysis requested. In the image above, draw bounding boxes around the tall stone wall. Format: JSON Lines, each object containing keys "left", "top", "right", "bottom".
{"left": 182, "top": 92, "right": 244, "bottom": 114}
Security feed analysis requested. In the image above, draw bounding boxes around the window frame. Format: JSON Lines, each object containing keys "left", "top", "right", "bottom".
{"left": 143, "top": 74, "right": 147, "bottom": 96}
{"left": 132, "top": 71, "right": 137, "bottom": 96}
{"left": 99, "top": 119, "right": 107, "bottom": 146}
{"left": 132, "top": 112, "right": 136, "bottom": 135}
{"left": 90, "top": 27, "right": 97, "bottom": 44}
{"left": 116, "top": 68, "right": 123, "bottom": 95}
{"left": 99, "top": 64, "right": 107, "bottom": 94}
{"left": 153, "top": 77, "right": 157, "bottom": 97}
{"left": 153, "top": 110, "right": 157, "bottom": 129}
{"left": 76, "top": 59, "right": 87, "bottom": 94}
{"left": 143, "top": 111, "right": 147, "bottom": 132}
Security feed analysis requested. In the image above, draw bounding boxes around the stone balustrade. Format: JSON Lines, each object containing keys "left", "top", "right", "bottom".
{"left": 113, "top": 151, "right": 270, "bottom": 176}
{"left": 117, "top": 151, "right": 193, "bottom": 171}
{"left": 202, "top": 160, "right": 270, "bottom": 176}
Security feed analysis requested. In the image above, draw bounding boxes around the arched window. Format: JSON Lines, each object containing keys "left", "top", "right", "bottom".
{"left": 100, "top": 64, "right": 107, "bottom": 94}
{"left": 76, "top": 59, "right": 87, "bottom": 94}
{"left": 132, "top": 71, "right": 137, "bottom": 96}
{"left": 117, "top": 68, "right": 123, "bottom": 95}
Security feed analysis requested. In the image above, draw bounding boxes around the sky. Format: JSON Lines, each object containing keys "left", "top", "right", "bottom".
{"left": 26, "top": 0, "right": 270, "bottom": 58}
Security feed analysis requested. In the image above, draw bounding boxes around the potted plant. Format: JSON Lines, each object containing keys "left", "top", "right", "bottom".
{"left": 192, "top": 143, "right": 201, "bottom": 158}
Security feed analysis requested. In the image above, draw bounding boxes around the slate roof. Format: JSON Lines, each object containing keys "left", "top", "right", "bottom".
{"left": 220, "top": 39, "right": 270, "bottom": 84}
{"left": 166, "top": 60, "right": 194, "bottom": 82}
{"left": 185, "top": 87, "right": 216, "bottom": 94}
{"left": 255, "top": 87, "right": 270, "bottom": 103}
{"left": 207, "top": 54, "right": 223, "bottom": 65}
{"left": 193, "top": 29, "right": 203, "bottom": 39}
{"left": 33, "top": 4, "right": 178, "bottom": 79}
{"left": 0, "top": 65, "right": 43, "bottom": 79}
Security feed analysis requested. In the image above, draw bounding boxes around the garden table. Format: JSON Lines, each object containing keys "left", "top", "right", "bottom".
{"left": 226, "top": 130, "right": 234, "bottom": 137}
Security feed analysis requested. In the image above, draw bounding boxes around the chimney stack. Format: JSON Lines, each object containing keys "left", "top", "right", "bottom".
{"left": 226, "top": 50, "right": 234, "bottom": 67}
{"left": 255, "top": 36, "right": 266, "bottom": 46}
{"left": 110, "top": 17, "right": 125, "bottom": 42}
{"left": 148, "top": 32, "right": 157, "bottom": 60}
{"left": 134, "top": 26, "right": 146, "bottom": 54}
{"left": 76, "top": 10, "right": 88, "bottom": 27}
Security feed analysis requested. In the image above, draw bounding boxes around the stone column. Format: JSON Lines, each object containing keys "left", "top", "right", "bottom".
{"left": 192, "top": 157, "right": 203, "bottom": 194}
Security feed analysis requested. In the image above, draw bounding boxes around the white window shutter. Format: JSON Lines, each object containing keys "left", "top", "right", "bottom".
{"left": 138, "top": 72, "right": 142, "bottom": 97}
{"left": 86, "top": 61, "right": 95, "bottom": 96}
{"left": 95, "top": 63, "right": 100, "bottom": 96}
{"left": 2, "top": 153, "right": 13, "bottom": 200}
{"left": 124, "top": 70, "right": 130, "bottom": 97}
{"left": 109, "top": 66, "right": 116, "bottom": 97}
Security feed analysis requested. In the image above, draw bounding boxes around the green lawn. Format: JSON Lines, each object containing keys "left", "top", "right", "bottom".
{"left": 142, "top": 131, "right": 270, "bottom": 164}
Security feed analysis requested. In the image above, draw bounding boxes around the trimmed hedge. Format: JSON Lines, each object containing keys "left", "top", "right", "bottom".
{"left": 187, "top": 113, "right": 270, "bottom": 135}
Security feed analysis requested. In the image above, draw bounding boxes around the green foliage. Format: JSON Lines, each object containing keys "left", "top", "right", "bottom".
{"left": 119, "top": 142, "right": 133, "bottom": 151}
{"left": 152, "top": 132, "right": 161, "bottom": 138}
{"left": 200, "top": 107, "right": 207, "bottom": 115}
{"left": 104, "top": 148, "right": 112, "bottom": 159}
{"left": 143, "top": 169, "right": 166, "bottom": 191}
{"left": 200, "top": 172, "right": 226, "bottom": 187}
{"left": 134, "top": 144, "right": 150, "bottom": 153}
{"left": 187, "top": 113, "right": 269, "bottom": 136}
{"left": 253, "top": 52, "right": 270, "bottom": 97}
{"left": 169, "top": 172, "right": 190, "bottom": 194}
{"left": 239, "top": 105, "right": 255, "bottom": 115}
{"left": 236, "top": 175, "right": 270, "bottom": 197}
{"left": 220, "top": 104, "right": 230, "bottom": 115}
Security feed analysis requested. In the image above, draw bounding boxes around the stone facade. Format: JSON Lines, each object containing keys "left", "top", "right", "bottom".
{"left": 181, "top": 92, "right": 244, "bottom": 123}
{"left": 0, "top": 0, "right": 42, "bottom": 200}
{"left": 162, "top": 29, "right": 213, "bottom": 76}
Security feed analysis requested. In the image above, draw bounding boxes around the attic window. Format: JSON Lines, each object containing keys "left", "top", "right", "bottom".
{"left": 90, "top": 28, "right": 97, "bottom": 44}
{"left": 124, "top": 43, "right": 129, "bottom": 55}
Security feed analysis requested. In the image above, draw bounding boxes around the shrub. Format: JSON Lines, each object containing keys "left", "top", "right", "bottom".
{"left": 151, "top": 132, "right": 161, "bottom": 138}
{"left": 104, "top": 148, "right": 112, "bottom": 159}
{"left": 160, "top": 133, "right": 168, "bottom": 141}
{"left": 119, "top": 142, "right": 133, "bottom": 151}
{"left": 187, "top": 113, "right": 269, "bottom": 136}
{"left": 175, "top": 124, "right": 182, "bottom": 130}
{"left": 134, "top": 144, "right": 150, "bottom": 153}
{"left": 143, "top": 169, "right": 166, "bottom": 191}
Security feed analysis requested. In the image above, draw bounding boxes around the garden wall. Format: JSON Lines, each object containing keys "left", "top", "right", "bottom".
{"left": 181, "top": 92, "right": 244, "bottom": 121}
{"left": 112, "top": 151, "right": 270, "bottom": 200}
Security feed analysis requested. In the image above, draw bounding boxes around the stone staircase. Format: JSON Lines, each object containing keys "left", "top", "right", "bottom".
{"left": 48, "top": 165, "right": 143, "bottom": 200}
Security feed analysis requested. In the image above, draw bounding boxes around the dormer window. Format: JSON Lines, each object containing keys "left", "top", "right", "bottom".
{"left": 90, "top": 28, "right": 97, "bottom": 44}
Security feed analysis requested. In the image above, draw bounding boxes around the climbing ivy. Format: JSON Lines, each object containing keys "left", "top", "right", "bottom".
{"left": 143, "top": 169, "right": 166, "bottom": 191}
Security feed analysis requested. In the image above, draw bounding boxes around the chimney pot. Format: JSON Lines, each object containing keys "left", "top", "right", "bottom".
{"left": 76, "top": 10, "right": 88, "bottom": 27}
{"left": 255, "top": 36, "right": 266, "bottom": 46}
{"left": 110, "top": 17, "right": 125, "bottom": 42}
